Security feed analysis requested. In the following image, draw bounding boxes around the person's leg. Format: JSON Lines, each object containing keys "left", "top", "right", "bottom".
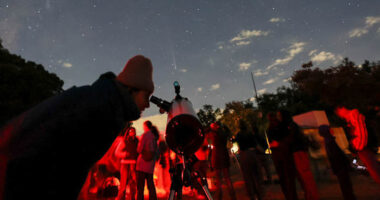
{"left": 222, "top": 167, "right": 237, "bottom": 200}
{"left": 117, "top": 164, "right": 128, "bottom": 200}
{"left": 293, "top": 151, "right": 319, "bottom": 200}
{"left": 214, "top": 169, "right": 223, "bottom": 200}
{"left": 129, "top": 165, "right": 137, "bottom": 200}
{"left": 136, "top": 171, "right": 146, "bottom": 200}
{"left": 357, "top": 148, "right": 380, "bottom": 185}
{"left": 261, "top": 154, "right": 272, "bottom": 182}
{"left": 272, "top": 150, "right": 298, "bottom": 200}
{"left": 239, "top": 151, "right": 256, "bottom": 200}
{"left": 336, "top": 169, "right": 356, "bottom": 200}
{"left": 146, "top": 173, "right": 157, "bottom": 200}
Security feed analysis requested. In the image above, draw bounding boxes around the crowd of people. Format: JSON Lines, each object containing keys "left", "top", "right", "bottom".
{"left": 0, "top": 54, "right": 379, "bottom": 200}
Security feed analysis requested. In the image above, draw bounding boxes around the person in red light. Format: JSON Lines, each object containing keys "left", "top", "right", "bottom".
{"left": 335, "top": 106, "right": 380, "bottom": 185}
{"left": 136, "top": 120, "right": 159, "bottom": 200}
{"left": 277, "top": 110, "right": 319, "bottom": 200}
{"left": 207, "top": 122, "right": 237, "bottom": 200}
{"left": 115, "top": 127, "right": 139, "bottom": 200}
{"left": 0, "top": 55, "right": 154, "bottom": 200}
{"left": 267, "top": 112, "right": 297, "bottom": 200}
{"left": 192, "top": 134, "right": 210, "bottom": 199}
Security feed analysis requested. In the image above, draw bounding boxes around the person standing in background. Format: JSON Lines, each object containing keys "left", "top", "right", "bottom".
{"left": 318, "top": 125, "right": 356, "bottom": 200}
{"left": 235, "top": 120, "right": 263, "bottom": 200}
{"left": 267, "top": 112, "right": 297, "bottom": 200}
{"left": 335, "top": 106, "right": 380, "bottom": 185}
{"left": 277, "top": 110, "right": 319, "bottom": 200}
{"left": 207, "top": 122, "right": 237, "bottom": 200}
{"left": 136, "top": 120, "right": 159, "bottom": 200}
{"left": 115, "top": 127, "right": 139, "bottom": 200}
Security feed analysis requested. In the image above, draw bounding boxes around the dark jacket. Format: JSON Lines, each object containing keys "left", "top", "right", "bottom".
{"left": 0, "top": 72, "right": 140, "bottom": 199}
{"left": 124, "top": 137, "right": 139, "bottom": 160}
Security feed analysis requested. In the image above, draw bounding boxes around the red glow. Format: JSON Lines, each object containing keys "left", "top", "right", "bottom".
{"left": 335, "top": 107, "right": 368, "bottom": 151}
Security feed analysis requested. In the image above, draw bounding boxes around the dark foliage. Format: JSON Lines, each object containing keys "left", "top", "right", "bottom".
{"left": 0, "top": 39, "right": 64, "bottom": 126}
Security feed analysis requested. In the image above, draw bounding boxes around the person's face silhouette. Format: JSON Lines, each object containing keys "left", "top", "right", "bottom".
{"left": 132, "top": 90, "right": 151, "bottom": 113}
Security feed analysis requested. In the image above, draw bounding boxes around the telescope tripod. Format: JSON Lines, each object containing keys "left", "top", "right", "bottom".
{"left": 168, "top": 155, "right": 213, "bottom": 200}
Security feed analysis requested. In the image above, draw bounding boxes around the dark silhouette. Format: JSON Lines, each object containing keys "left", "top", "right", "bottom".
{"left": 0, "top": 39, "right": 63, "bottom": 127}
{"left": 318, "top": 125, "right": 356, "bottom": 200}
{"left": 207, "top": 122, "right": 237, "bottom": 200}
{"left": 235, "top": 120, "right": 263, "bottom": 200}
{"left": 0, "top": 55, "right": 154, "bottom": 199}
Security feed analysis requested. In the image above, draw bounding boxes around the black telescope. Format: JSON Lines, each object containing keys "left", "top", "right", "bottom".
{"left": 150, "top": 81, "right": 204, "bottom": 156}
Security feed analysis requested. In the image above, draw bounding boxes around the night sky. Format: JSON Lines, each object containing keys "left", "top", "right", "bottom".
{"left": 1, "top": 0, "right": 380, "bottom": 119}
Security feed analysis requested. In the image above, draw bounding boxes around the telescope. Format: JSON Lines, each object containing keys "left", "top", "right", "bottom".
{"left": 150, "top": 81, "right": 204, "bottom": 156}
{"left": 150, "top": 81, "right": 213, "bottom": 200}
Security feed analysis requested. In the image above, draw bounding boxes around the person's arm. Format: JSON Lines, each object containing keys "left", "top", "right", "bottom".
{"left": 115, "top": 140, "right": 129, "bottom": 158}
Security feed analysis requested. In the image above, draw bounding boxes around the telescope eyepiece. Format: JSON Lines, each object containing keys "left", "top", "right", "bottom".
{"left": 150, "top": 96, "right": 171, "bottom": 112}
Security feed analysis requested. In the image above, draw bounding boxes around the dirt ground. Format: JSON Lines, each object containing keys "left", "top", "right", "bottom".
{"left": 158, "top": 157, "right": 380, "bottom": 200}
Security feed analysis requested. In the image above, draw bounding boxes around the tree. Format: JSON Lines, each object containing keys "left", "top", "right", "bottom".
{"left": 256, "top": 86, "right": 328, "bottom": 117}
{"left": 196, "top": 104, "right": 222, "bottom": 128}
{"left": 291, "top": 58, "right": 380, "bottom": 112}
{"left": 219, "top": 100, "right": 261, "bottom": 135}
{"left": 0, "top": 39, "right": 64, "bottom": 126}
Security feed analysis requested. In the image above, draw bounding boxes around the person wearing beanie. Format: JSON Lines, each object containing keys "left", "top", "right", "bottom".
{"left": 0, "top": 55, "right": 154, "bottom": 200}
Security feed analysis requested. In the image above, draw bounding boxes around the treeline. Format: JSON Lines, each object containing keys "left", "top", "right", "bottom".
{"left": 197, "top": 58, "right": 380, "bottom": 140}
{"left": 0, "top": 40, "right": 64, "bottom": 126}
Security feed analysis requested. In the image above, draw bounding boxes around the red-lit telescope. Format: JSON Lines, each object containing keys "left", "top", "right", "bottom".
{"left": 150, "top": 81, "right": 204, "bottom": 156}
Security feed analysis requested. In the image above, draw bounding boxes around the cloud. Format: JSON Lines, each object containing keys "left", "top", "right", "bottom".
{"left": 62, "top": 62, "right": 73, "bottom": 68}
{"left": 365, "top": 16, "right": 380, "bottom": 26}
{"left": 269, "top": 18, "right": 285, "bottom": 23}
{"left": 283, "top": 77, "right": 292, "bottom": 83}
{"left": 210, "top": 83, "right": 220, "bottom": 91}
{"left": 197, "top": 87, "right": 203, "bottom": 92}
{"left": 257, "top": 88, "right": 267, "bottom": 95}
{"left": 349, "top": 28, "right": 369, "bottom": 38}
{"left": 236, "top": 41, "right": 251, "bottom": 46}
{"left": 231, "top": 30, "right": 270, "bottom": 42}
{"left": 230, "top": 29, "right": 269, "bottom": 46}
{"left": 263, "top": 78, "right": 277, "bottom": 85}
{"left": 309, "top": 50, "right": 342, "bottom": 64}
{"left": 253, "top": 69, "right": 269, "bottom": 77}
{"left": 238, "top": 62, "right": 251, "bottom": 71}
{"left": 349, "top": 16, "right": 380, "bottom": 38}
{"left": 266, "top": 42, "right": 306, "bottom": 70}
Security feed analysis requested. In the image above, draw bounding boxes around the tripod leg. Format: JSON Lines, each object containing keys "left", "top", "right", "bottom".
{"left": 168, "top": 189, "right": 176, "bottom": 200}
{"left": 193, "top": 171, "right": 214, "bottom": 200}
{"left": 168, "top": 164, "right": 183, "bottom": 200}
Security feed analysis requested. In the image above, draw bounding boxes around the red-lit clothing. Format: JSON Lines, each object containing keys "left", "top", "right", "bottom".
{"left": 344, "top": 109, "right": 368, "bottom": 151}
{"left": 207, "top": 127, "right": 236, "bottom": 200}
{"left": 340, "top": 108, "right": 380, "bottom": 185}
{"left": 136, "top": 130, "right": 158, "bottom": 174}
{"left": 115, "top": 136, "right": 139, "bottom": 200}
{"left": 207, "top": 129, "right": 230, "bottom": 169}
{"left": 289, "top": 121, "right": 319, "bottom": 200}
{"left": 136, "top": 130, "right": 158, "bottom": 200}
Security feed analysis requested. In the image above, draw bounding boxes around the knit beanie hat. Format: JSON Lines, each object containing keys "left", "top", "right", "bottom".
{"left": 116, "top": 55, "right": 154, "bottom": 93}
